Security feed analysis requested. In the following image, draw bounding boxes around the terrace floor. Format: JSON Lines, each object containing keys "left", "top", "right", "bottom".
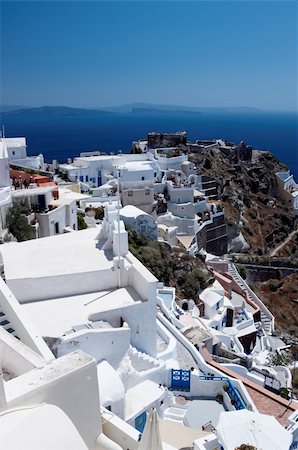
{"left": 163, "top": 396, "right": 226, "bottom": 430}
{"left": 184, "top": 397, "right": 226, "bottom": 429}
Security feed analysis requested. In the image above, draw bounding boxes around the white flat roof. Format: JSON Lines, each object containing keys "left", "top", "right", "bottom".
{"left": 0, "top": 227, "right": 113, "bottom": 280}
{"left": 21, "top": 286, "right": 143, "bottom": 337}
{"left": 0, "top": 404, "right": 88, "bottom": 450}
{"left": 200, "top": 290, "right": 223, "bottom": 307}
{"left": 120, "top": 205, "right": 148, "bottom": 218}
{"left": 75, "top": 155, "right": 121, "bottom": 162}
{"left": 59, "top": 164, "right": 79, "bottom": 171}
{"left": 58, "top": 188, "right": 91, "bottom": 201}
{"left": 117, "top": 161, "right": 155, "bottom": 171}
{"left": 4, "top": 137, "right": 26, "bottom": 147}
{"left": 12, "top": 186, "right": 55, "bottom": 198}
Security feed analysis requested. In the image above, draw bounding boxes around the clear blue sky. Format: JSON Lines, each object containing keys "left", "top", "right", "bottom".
{"left": 1, "top": 1, "right": 297, "bottom": 111}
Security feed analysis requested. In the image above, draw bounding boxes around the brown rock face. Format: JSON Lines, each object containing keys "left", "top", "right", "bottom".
{"left": 189, "top": 148, "right": 294, "bottom": 254}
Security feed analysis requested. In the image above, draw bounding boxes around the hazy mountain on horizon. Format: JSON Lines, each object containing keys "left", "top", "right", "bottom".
{"left": 1, "top": 103, "right": 261, "bottom": 116}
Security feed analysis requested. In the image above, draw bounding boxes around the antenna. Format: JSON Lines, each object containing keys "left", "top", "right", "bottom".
{"left": 117, "top": 167, "right": 121, "bottom": 288}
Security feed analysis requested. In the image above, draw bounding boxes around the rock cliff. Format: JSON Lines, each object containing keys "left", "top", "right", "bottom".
{"left": 189, "top": 146, "right": 295, "bottom": 255}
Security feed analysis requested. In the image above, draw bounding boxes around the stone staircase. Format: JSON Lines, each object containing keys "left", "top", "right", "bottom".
{"left": 129, "top": 346, "right": 161, "bottom": 372}
{"left": 163, "top": 405, "right": 188, "bottom": 423}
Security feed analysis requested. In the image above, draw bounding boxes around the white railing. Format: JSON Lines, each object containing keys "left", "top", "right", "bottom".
{"left": 229, "top": 262, "right": 275, "bottom": 332}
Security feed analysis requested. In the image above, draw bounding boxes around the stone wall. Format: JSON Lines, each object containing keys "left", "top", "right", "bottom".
{"left": 147, "top": 132, "right": 187, "bottom": 149}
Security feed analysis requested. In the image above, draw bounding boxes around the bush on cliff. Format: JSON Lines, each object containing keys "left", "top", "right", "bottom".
{"left": 5, "top": 205, "right": 34, "bottom": 241}
{"left": 127, "top": 226, "right": 209, "bottom": 298}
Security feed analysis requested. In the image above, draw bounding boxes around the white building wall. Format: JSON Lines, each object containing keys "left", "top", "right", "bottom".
{"left": 167, "top": 185, "right": 194, "bottom": 203}
{"left": 65, "top": 201, "right": 77, "bottom": 230}
{"left": 5, "top": 351, "right": 103, "bottom": 449}
{"left": 37, "top": 205, "right": 67, "bottom": 237}
{"left": 167, "top": 202, "right": 196, "bottom": 219}
{"left": 5, "top": 137, "right": 27, "bottom": 160}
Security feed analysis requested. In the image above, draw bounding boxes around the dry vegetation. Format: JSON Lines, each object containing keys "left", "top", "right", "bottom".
{"left": 189, "top": 149, "right": 294, "bottom": 254}
{"left": 251, "top": 273, "right": 298, "bottom": 336}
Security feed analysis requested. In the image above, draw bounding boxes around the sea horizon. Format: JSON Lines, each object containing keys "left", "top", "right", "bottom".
{"left": 2, "top": 110, "right": 297, "bottom": 180}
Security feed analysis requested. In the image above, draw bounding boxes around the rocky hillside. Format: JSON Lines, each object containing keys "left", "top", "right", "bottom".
{"left": 189, "top": 145, "right": 296, "bottom": 254}
{"left": 127, "top": 227, "right": 213, "bottom": 301}
{"left": 250, "top": 273, "right": 298, "bottom": 336}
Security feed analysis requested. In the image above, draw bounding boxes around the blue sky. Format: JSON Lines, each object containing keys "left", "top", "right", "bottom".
{"left": 1, "top": 1, "right": 297, "bottom": 111}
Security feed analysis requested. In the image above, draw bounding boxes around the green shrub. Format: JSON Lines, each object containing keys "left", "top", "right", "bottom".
{"left": 95, "top": 206, "right": 105, "bottom": 221}
{"left": 177, "top": 268, "right": 206, "bottom": 298}
{"left": 77, "top": 213, "right": 87, "bottom": 230}
{"left": 5, "top": 205, "right": 34, "bottom": 241}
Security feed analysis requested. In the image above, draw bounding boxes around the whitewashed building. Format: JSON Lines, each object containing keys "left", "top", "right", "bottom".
{"left": 276, "top": 171, "right": 298, "bottom": 215}
{"left": 120, "top": 205, "right": 157, "bottom": 240}
{"left": 11, "top": 186, "right": 78, "bottom": 237}
{"left": 0, "top": 140, "right": 12, "bottom": 237}
{"left": 4, "top": 137, "right": 45, "bottom": 170}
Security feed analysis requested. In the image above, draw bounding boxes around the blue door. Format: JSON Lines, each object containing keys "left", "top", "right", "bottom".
{"left": 171, "top": 369, "right": 191, "bottom": 391}
{"left": 135, "top": 411, "right": 146, "bottom": 433}
{"left": 97, "top": 170, "right": 102, "bottom": 186}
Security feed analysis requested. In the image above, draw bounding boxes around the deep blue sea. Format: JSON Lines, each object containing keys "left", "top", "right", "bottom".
{"left": 2, "top": 111, "right": 298, "bottom": 179}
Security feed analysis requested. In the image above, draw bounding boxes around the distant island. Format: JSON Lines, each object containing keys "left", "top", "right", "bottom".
{"left": 1, "top": 103, "right": 261, "bottom": 117}
{"left": 2, "top": 106, "right": 114, "bottom": 117}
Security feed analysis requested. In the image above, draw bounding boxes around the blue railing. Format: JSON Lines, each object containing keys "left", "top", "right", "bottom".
{"left": 170, "top": 371, "right": 247, "bottom": 409}
{"left": 198, "top": 375, "right": 246, "bottom": 410}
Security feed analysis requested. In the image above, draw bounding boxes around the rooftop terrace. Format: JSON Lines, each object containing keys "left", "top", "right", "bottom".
{"left": 21, "top": 287, "right": 143, "bottom": 337}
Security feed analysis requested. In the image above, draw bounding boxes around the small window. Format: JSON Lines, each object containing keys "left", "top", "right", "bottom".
{"left": 216, "top": 301, "right": 220, "bottom": 310}
{"left": 55, "top": 222, "right": 59, "bottom": 234}
{"left": 128, "top": 190, "right": 133, "bottom": 197}
{"left": 12, "top": 151, "right": 15, "bottom": 155}
{"left": 145, "top": 188, "right": 150, "bottom": 195}
{"left": 141, "top": 176, "right": 145, "bottom": 181}
{"left": 85, "top": 175, "right": 89, "bottom": 182}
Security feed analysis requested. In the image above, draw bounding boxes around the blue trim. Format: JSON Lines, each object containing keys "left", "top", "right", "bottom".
{"left": 198, "top": 375, "right": 246, "bottom": 410}
{"left": 135, "top": 411, "right": 147, "bottom": 433}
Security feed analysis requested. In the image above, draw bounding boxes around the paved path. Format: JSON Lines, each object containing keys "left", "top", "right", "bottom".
{"left": 176, "top": 341, "right": 198, "bottom": 370}
{"left": 270, "top": 228, "right": 298, "bottom": 257}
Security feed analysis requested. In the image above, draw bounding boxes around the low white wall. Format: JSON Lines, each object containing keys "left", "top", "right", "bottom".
{"left": 8, "top": 267, "right": 121, "bottom": 303}
{"left": 222, "top": 363, "right": 264, "bottom": 388}
{"left": 126, "top": 252, "right": 157, "bottom": 303}
{"left": 156, "top": 319, "right": 178, "bottom": 361}
{"left": 101, "top": 408, "right": 139, "bottom": 450}
{"left": 189, "top": 376, "right": 225, "bottom": 398}
{"left": 53, "top": 328, "right": 131, "bottom": 369}
{"left": 0, "top": 328, "right": 45, "bottom": 377}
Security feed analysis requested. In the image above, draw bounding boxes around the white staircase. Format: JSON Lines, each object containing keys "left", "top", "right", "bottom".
{"left": 0, "top": 309, "right": 17, "bottom": 337}
{"left": 228, "top": 262, "right": 274, "bottom": 334}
